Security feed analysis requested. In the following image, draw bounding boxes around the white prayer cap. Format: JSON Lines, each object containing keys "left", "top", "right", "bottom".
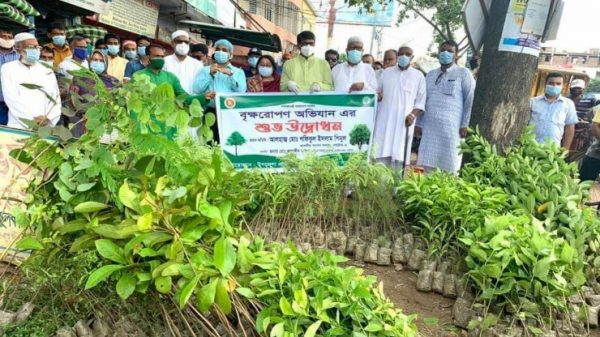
{"left": 571, "top": 79, "right": 585, "bottom": 89}
{"left": 14, "top": 32, "right": 36, "bottom": 43}
{"left": 171, "top": 30, "right": 189, "bottom": 40}
{"left": 348, "top": 36, "right": 363, "bottom": 44}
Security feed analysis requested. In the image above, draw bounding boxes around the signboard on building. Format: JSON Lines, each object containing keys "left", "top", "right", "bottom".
{"left": 185, "top": 0, "right": 217, "bottom": 20}
{"left": 311, "top": 0, "right": 395, "bottom": 26}
{"left": 216, "top": 93, "right": 377, "bottom": 169}
{"left": 99, "top": 0, "right": 159, "bottom": 37}
{"left": 60, "top": 0, "right": 111, "bottom": 14}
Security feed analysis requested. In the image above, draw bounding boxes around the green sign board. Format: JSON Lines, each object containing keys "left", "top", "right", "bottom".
{"left": 185, "top": 0, "right": 216, "bottom": 19}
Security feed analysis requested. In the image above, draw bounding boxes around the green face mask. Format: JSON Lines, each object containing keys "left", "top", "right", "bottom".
{"left": 150, "top": 58, "right": 164, "bottom": 70}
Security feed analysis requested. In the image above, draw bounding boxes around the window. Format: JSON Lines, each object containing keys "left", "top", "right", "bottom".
{"left": 249, "top": 0, "right": 257, "bottom": 14}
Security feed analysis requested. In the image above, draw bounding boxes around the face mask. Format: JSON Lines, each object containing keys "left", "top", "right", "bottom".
{"left": 73, "top": 47, "right": 88, "bottom": 60}
{"left": 175, "top": 43, "right": 190, "bottom": 56}
{"left": 347, "top": 50, "right": 362, "bottom": 65}
{"left": 101, "top": 48, "right": 109, "bottom": 56}
{"left": 138, "top": 46, "right": 146, "bottom": 57}
{"left": 90, "top": 60, "right": 106, "bottom": 74}
{"left": 52, "top": 35, "right": 66, "bottom": 47}
{"left": 300, "top": 45, "right": 314, "bottom": 58}
{"left": 0, "top": 38, "right": 15, "bottom": 49}
{"left": 107, "top": 45, "right": 120, "bottom": 56}
{"left": 545, "top": 84, "right": 562, "bottom": 97}
{"left": 397, "top": 55, "right": 411, "bottom": 68}
{"left": 214, "top": 51, "right": 229, "bottom": 64}
{"left": 150, "top": 58, "right": 164, "bottom": 70}
{"left": 124, "top": 50, "right": 137, "bottom": 60}
{"left": 438, "top": 51, "right": 454, "bottom": 65}
{"left": 258, "top": 66, "right": 273, "bottom": 77}
{"left": 248, "top": 56, "right": 259, "bottom": 68}
{"left": 24, "top": 48, "right": 40, "bottom": 63}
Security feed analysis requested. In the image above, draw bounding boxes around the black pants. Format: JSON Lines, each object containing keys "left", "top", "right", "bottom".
{"left": 579, "top": 156, "right": 600, "bottom": 181}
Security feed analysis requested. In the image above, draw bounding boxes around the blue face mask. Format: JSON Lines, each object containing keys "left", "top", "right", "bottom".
{"left": 52, "top": 35, "right": 66, "bottom": 47}
{"left": 107, "top": 45, "right": 120, "bottom": 56}
{"left": 545, "top": 84, "right": 562, "bottom": 97}
{"left": 214, "top": 51, "right": 229, "bottom": 64}
{"left": 138, "top": 46, "right": 146, "bottom": 57}
{"left": 248, "top": 56, "right": 259, "bottom": 68}
{"left": 347, "top": 50, "right": 362, "bottom": 65}
{"left": 90, "top": 60, "right": 106, "bottom": 74}
{"left": 25, "top": 48, "right": 40, "bottom": 63}
{"left": 258, "top": 66, "right": 273, "bottom": 77}
{"left": 101, "top": 48, "right": 109, "bottom": 56}
{"left": 73, "top": 47, "right": 88, "bottom": 60}
{"left": 124, "top": 50, "right": 137, "bottom": 60}
{"left": 439, "top": 51, "right": 454, "bottom": 65}
{"left": 397, "top": 55, "right": 411, "bottom": 68}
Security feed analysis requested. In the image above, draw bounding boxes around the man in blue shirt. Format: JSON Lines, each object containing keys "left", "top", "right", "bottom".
{"left": 124, "top": 35, "right": 151, "bottom": 81}
{"left": 529, "top": 72, "right": 578, "bottom": 149}
{"left": 0, "top": 28, "right": 19, "bottom": 125}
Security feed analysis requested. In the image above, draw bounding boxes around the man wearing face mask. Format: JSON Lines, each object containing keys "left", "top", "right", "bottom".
{"left": 331, "top": 36, "right": 377, "bottom": 93}
{"left": 281, "top": 31, "right": 332, "bottom": 93}
{"left": 122, "top": 40, "right": 137, "bottom": 61}
{"left": 373, "top": 45, "right": 426, "bottom": 171}
{"left": 1, "top": 33, "right": 61, "bottom": 130}
{"left": 104, "top": 33, "right": 127, "bottom": 82}
{"left": 164, "top": 30, "right": 203, "bottom": 94}
{"left": 58, "top": 36, "right": 89, "bottom": 80}
{"left": 415, "top": 40, "right": 475, "bottom": 174}
{"left": 244, "top": 47, "right": 262, "bottom": 78}
{"left": 44, "top": 23, "right": 71, "bottom": 68}
{"left": 529, "top": 72, "right": 577, "bottom": 149}
{"left": 0, "top": 28, "right": 19, "bottom": 125}
{"left": 124, "top": 36, "right": 151, "bottom": 81}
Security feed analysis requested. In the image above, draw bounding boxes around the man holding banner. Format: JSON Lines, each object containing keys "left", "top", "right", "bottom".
{"left": 373, "top": 46, "right": 425, "bottom": 171}
{"left": 281, "top": 31, "right": 332, "bottom": 93}
{"left": 332, "top": 36, "right": 378, "bottom": 93}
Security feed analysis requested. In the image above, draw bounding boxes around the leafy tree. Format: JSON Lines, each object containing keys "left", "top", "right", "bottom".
{"left": 226, "top": 131, "right": 246, "bottom": 156}
{"left": 345, "top": 0, "right": 467, "bottom": 50}
{"left": 349, "top": 124, "right": 371, "bottom": 151}
{"left": 587, "top": 78, "right": 600, "bottom": 93}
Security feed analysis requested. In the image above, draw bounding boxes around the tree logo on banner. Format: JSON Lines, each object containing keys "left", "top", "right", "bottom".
{"left": 226, "top": 132, "right": 246, "bottom": 156}
{"left": 349, "top": 124, "right": 371, "bottom": 151}
{"left": 224, "top": 97, "right": 236, "bottom": 109}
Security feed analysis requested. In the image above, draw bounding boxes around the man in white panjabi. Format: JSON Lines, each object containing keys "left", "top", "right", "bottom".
{"left": 373, "top": 46, "right": 426, "bottom": 170}
{"left": 163, "top": 30, "right": 203, "bottom": 93}
{"left": 331, "top": 36, "right": 378, "bottom": 93}
{"left": 1, "top": 32, "right": 61, "bottom": 130}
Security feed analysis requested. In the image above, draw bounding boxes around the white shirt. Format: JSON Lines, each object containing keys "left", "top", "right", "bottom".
{"left": 331, "top": 62, "right": 378, "bottom": 92}
{"left": 58, "top": 57, "right": 89, "bottom": 79}
{"left": 1, "top": 60, "right": 61, "bottom": 129}
{"left": 374, "top": 66, "right": 426, "bottom": 162}
{"left": 163, "top": 54, "right": 203, "bottom": 94}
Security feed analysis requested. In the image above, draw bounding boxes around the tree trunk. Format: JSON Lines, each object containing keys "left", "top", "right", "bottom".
{"left": 469, "top": 0, "right": 540, "bottom": 151}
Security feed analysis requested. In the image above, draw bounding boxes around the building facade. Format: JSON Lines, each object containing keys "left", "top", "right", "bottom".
{"left": 539, "top": 47, "right": 600, "bottom": 77}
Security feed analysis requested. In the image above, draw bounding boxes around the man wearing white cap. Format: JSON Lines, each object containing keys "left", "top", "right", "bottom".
{"left": 164, "top": 30, "right": 203, "bottom": 94}
{"left": 331, "top": 36, "right": 377, "bottom": 93}
{"left": 1, "top": 32, "right": 61, "bottom": 129}
{"left": 568, "top": 78, "right": 595, "bottom": 120}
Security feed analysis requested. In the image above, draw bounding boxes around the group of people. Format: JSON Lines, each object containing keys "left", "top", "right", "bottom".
{"left": 0, "top": 25, "right": 598, "bottom": 179}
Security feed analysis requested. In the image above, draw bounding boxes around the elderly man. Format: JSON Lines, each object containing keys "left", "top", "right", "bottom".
{"left": 1, "top": 33, "right": 61, "bottom": 129}
{"left": 0, "top": 28, "right": 19, "bottom": 125}
{"left": 58, "top": 36, "right": 89, "bottom": 79}
{"left": 331, "top": 37, "right": 377, "bottom": 93}
{"left": 374, "top": 45, "right": 426, "bottom": 170}
{"left": 164, "top": 30, "right": 203, "bottom": 94}
{"left": 382, "top": 49, "right": 397, "bottom": 69}
{"left": 44, "top": 23, "right": 70, "bottom": 68}
{"left": 416, "top": 40, "right": 475, "bottom": 173}
{"left": 281, "top": 31, "right": 332, "bottom": 93}
{"left": 529, "top": 72, "right": 577, "bottom": 149}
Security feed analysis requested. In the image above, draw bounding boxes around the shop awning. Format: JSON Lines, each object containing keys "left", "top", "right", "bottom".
{"left": 66, "top": 25, "right": 107, "bottom": 39}
{"left": 0, "top": 0, "right": 39, "bottom": 15}
{"left": 179, "top": 20, "right": 282, "bottom": 52}
{"left": 0, "top": 3, "right": 33, "bottom": 28}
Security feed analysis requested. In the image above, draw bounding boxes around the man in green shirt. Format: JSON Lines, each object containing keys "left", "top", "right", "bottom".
{"left": 281, "top": 31, "right": 333, "bottom": 93}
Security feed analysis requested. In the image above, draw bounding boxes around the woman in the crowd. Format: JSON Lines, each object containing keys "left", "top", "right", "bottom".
{"left": 247, "top": 55, "right": 280, "bottom": 93}
{"left": 67, "top": 49, "right": 119, "bottom": 137}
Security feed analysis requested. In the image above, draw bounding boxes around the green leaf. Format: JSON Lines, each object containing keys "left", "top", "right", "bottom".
{"left": 119, "top": 181, "right": 138, "bottom": 210}
{"left": 270, "top": 323, "right": 284, "bottom": 337}
{"left": 85, "top": 265, "right": 124, "bottom": 289}
{"left": 214, "top": 237, "right": 236, "bottom": 276}
{"left": 215, "top": 278, "right": 232, "bottom": 314}
{"left": 155, "top": 276, "right": 172, "bottom": 294}
{"left": 116, "top": 273, "right": 137, "bottom": 300}
{"left": 304, "top": 320, "right": 322, "bottom": 337}
{"left": 532, "top": 257, "right": 551, "bottom": 281}
{"left": 197, "top": 278, "right": 218, "bottom": 312}
{"left": 235, "top": 287, "right": 255, "bottom": 299}
{"left": 95, "top": 239, "right": 127, "bottom": 264}
{"left": 423, "top": 317, "right": 439, "bottom": 326}
{"left": 137, "top": 213, "right": 153, "bottom": 231}
{"left": 279, "top": 297, "right": 294, "bottom": 316}
{"left": 364, "top": 322, "right": 383, "bottom": 332}
{"left": 74, "top": 201, "right": 109, "bottom": 213}
{"left": 178, "top": 275, "right": 201, "bottom": 308}
{"left": 15, "top": 236, "right": 44, "bottom": 250}
{"left": 77, "top": 182, "right": 96, "bottom": 192}
{"left": 198, "top": 200, "right": 221, "bottom": 220}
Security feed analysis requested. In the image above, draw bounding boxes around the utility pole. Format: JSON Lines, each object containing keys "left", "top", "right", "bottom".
{"left": 327, "top": 0, "right": 337, "bottom": 49}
